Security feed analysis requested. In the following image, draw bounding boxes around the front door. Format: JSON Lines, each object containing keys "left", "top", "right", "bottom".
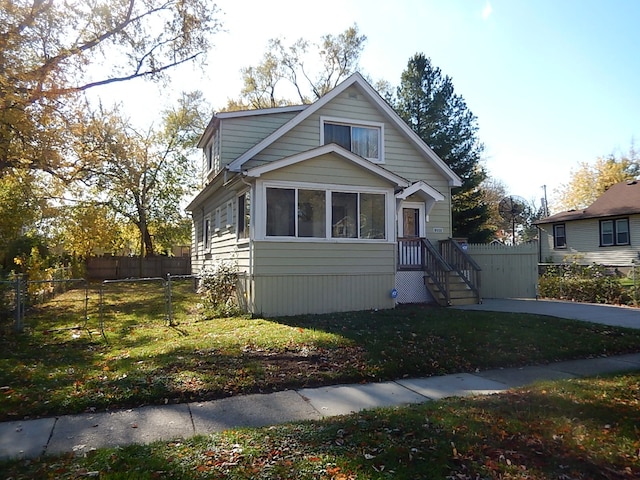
{"left": 398, "top": 202, "right": 425, "bottom": 267}
{"left": 403, "top": 208, "right": 420, "bottom": 238}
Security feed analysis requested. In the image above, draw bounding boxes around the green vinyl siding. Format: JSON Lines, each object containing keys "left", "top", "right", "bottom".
{"left": 252, "top": 273, "right": 396, "bottom": 317}
{"left": 258, "top": 153, "right": 392, "bottom": 188}
{"left": 220, "top": 111, "right": 300, "bottom": 166}
{"left": 253, "top": 241, "right": 395, "bottom": 276}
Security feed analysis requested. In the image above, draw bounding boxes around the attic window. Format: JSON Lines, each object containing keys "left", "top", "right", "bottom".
{"left": 206, "top": 130, "right": 221, "bottom": 173}
{"left": 321, "top": 116, "right": 383, "bottom": 163}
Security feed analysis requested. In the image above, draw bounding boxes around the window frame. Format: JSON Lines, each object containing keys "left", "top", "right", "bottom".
{"left": 553, "top": 223, "right": 566, "bottom": 249}
{"left": 237, "top": 191, "right": 251, "bottom": 241}
{"left": 257, "top": 180, "right": 393, "bottom": 242}
{"left": 320, "top": 116, "right": 384, "bottom": 164}
{"left": 203, "top": 214, "right": 211, "bottom": 251}
{"left": 599, "top": 218, "right": 630, "bottom": 247}
{"left": 206, "top": 130, "right": 221, "bottom": 174}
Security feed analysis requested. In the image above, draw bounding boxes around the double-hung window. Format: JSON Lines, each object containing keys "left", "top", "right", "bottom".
{"left": 237, "top": 192, "right": 250, "bottom": 240}
{"left": 600, "top": 218, "right": 630, "bottom": 246}
{"left": 321, "top": 117, "right": 383, "bottom": 163}
{"left": 265, "top": 186, "right": 386, "bottom": 240}
{"left": 553, "top": 224, "right": 566, "bottom": 249}
{"left": 203, "top": 215, "right": 211, "bottom": 251}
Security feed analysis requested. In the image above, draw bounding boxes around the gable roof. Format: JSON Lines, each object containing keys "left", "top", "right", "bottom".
{"left": 537, "top": 180, "right": 640, "bottom": 224}
{"left": 244, "top": 143, "right": 410, "bottom": 188}
{"left": 227, "top": 72, "right": 462, "bottom": 187}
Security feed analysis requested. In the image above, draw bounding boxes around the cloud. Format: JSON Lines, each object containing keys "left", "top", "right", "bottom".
{"left": 482, "top": 1, "right": 493, "bottom": 20}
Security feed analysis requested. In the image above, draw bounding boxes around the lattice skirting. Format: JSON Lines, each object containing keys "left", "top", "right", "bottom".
{"left": 395, "top": 271, "right": 434, "bottom": 304}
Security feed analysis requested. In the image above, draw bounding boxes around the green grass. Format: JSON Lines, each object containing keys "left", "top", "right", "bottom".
{"left": 2, "top": 373, "right": 638, "bottom": 479}
{"left": 1, "top": 281, "right": 640, "bottom": 422}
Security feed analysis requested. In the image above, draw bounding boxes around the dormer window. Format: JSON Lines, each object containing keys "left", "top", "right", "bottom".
{"left": 206, "top": 130, "right": 221, "bottom": 173}
{"left": 320, "top": 116, "right": 383, "bottom": 163}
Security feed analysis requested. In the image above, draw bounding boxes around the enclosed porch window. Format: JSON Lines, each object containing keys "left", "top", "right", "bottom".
{"left": 265, "top": 186, "right": 386, "bottom": 240}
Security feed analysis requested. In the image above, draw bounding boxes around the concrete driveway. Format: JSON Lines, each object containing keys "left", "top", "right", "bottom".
{"left": 455, "top": 298, "right": 639, "bottom": 329}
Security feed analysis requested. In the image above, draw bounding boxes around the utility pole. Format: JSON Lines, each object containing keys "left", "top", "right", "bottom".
{"left": 541, "top": 185, "right": 549, "bottom": 217}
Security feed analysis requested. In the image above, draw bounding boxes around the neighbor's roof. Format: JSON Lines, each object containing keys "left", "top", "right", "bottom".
{"left": 536, "top": 180, "right": 640, "bottom": 224}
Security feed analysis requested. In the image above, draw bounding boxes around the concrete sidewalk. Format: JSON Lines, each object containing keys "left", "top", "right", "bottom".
{"left": 2, "top": 352, "right": 640, "bottom": 461}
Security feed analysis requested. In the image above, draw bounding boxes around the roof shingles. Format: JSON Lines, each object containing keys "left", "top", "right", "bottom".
{"left": 537, "top": 180, "right": 640, "bottom": 224}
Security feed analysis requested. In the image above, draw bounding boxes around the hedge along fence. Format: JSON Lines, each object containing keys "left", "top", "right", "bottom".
{"left": 538, "top": 262, "right": 638, "bottom": 306}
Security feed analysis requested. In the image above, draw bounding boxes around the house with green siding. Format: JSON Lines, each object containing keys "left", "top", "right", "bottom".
{"left": 536, "top": 179, "right": 640, "bottom": 267}
{"left": 186, "top": 73, "right": 481, "bottom": 316}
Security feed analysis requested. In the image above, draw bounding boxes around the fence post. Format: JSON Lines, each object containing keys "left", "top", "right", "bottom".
{"left": 14, "top": 275, "right": 24, "bottom": 333}
{"left": 166, "top": 274, "right": 174, "bottom": 326}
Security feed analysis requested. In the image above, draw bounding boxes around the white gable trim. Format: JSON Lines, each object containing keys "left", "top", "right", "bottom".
{"left": 396, "top": 180, "right": 445, "bottom": 202}
{"left": 396, "top": 181, "right": 445, "bottom": 219}
{"left": 244, "top": 143, "right": 410, "bottom": 188}
{"left": 227, "top": 73, "right": 462, "bottom": 187}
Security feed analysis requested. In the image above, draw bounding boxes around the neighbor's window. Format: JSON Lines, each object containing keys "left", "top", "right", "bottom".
{"left": 323, "top": 120, "right": 381, "bottom": 162}
{"left": 600, "top": 218, "right": 630, "bottom": 246}
{"left": 553, "top": 224, "right": 566, "bottom": 248}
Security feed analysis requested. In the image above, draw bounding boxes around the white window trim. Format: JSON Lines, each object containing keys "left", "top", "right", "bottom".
{"left": 320, "top": 115, "right": 385, "bottom": 164}
{"left": 255, "top": 179, "right": 394, "bottom": 242}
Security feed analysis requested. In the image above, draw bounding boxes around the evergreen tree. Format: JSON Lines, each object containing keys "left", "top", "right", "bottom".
{"left": 395, "top": 54, "right": 493, "bottom": 243}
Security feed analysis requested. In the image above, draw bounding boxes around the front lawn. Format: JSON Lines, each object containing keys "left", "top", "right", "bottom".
{"left": 1, "top": 281, "right": 640, "bottom": 421}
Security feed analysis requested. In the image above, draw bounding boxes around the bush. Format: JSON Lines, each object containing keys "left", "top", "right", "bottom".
{"left": 198, "top": 259, "right": 241, "bottom": 317}
{"left": 538, "top": 263, "right": 627, "bottom": 304}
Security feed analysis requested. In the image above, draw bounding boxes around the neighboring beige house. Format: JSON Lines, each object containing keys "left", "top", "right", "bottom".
{"left": 186, "top": 73, "right": 480, "bottom": 316}
{"left": 536, "top": 180, "right": 640, "bottom": 267}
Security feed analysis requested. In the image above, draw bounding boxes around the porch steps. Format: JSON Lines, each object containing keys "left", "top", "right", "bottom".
{"left": 425, "top": 272, "right": 479, "bottom": 306}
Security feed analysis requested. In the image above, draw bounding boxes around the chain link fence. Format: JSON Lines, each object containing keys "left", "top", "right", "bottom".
{"left": 1, "top": 273, "right": 200, "bottom": 336}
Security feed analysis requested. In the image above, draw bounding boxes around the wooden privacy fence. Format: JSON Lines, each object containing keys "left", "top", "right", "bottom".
{"left": 86, "top": 256, "right": 191, "bottom": 280}
{"left": 466, "top": 242, "right": 538, "bottom": 299}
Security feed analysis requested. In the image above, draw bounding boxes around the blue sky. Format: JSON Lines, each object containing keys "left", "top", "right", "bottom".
{"left": 105, "top": 0, "right": 640, "bottom": 212}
